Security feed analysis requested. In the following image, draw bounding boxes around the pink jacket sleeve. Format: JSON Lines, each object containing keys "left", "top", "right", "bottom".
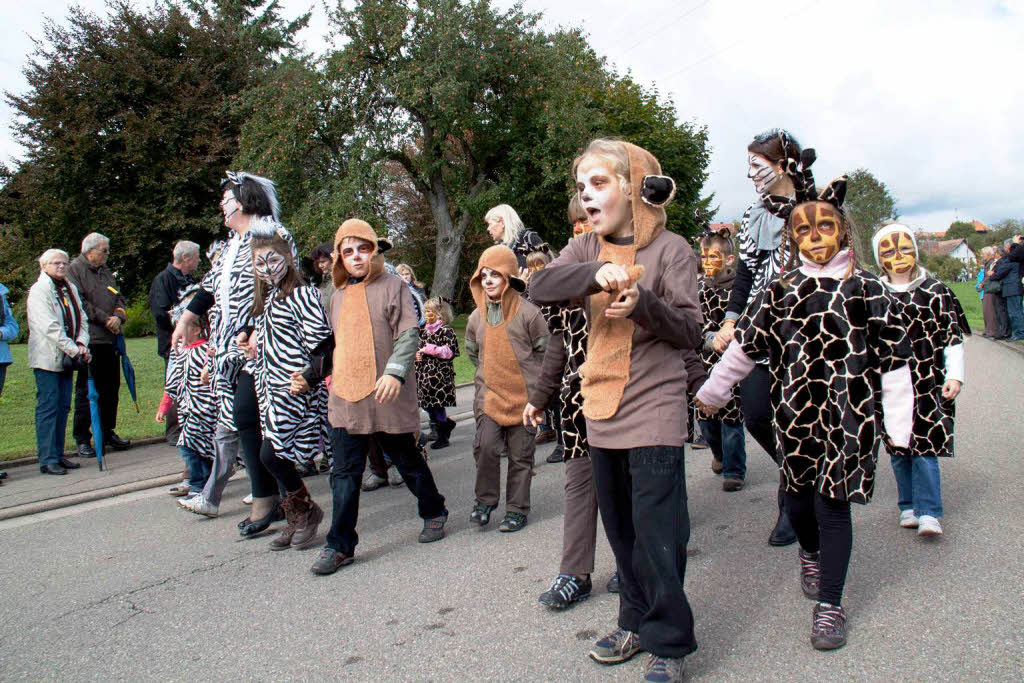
{"left": 422, "top": 343, "right": 453, "bottom": 360}
{"left": 694, "top": 340, "right": 755, "bottom": 409}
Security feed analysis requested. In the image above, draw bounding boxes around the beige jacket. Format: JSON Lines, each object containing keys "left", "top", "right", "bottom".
{"left": 27, "top": 272, "right": 90, "bottom": 371}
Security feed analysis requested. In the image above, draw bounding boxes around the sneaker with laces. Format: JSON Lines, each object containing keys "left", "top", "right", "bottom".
{"left": 310, "top": 547, "right": 354, "bottom": 575}
{"left": 588, "top": 628, "right": 641, "bottom": 664}
{"left": 498, "top": 511, "right": 527, "bottom": 532}
{"left": 799, "top": 548, "right": 820, "bottom": 600}
{"left": 898, "top": 509, "right": 918, "bottom": 528}
{"left": 917, "top": 515, "right": 943, "bottom": 536}
{"left": 810, "top": 602, "right": 848, "bottom": 650}
{"left": 538, "top": 574, "right": 592, "bottom": 609}
{"left": 644, "top": 655, "right": 685, "bottom": 682}
{"left": 179, "top": 493, "right": 219, "bottom": 517}
{"left": 419, "top": 511, "right": 448, "bottom": 543}
{"left": 470, "top": 503, "right": 496, "bottom": 526}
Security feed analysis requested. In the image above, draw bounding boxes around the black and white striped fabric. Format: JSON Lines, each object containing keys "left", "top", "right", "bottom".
{"left": 164, "top": 341, "right": 217, "bottom": 457}
{"left": 199, "top": 224, "right": 297, "bottom": 430}
{"left": 737, "top": 202, "right": 783, "bottom": 302}
{"left": 252, "top": 284, "right": 331, "bottom": 465}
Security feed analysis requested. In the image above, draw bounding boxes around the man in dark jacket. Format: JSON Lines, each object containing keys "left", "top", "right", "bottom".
{"left": 148, "top": 241, "right": 199, "bottom": 443}
{"left": 991, "top": 237, "right": 1024, "bottom": 340}
{"left": 149, "top": 241, "right": 199, "bottom": 360}
{"left": 66, "top": 232, "right": 130, "bottom": 456}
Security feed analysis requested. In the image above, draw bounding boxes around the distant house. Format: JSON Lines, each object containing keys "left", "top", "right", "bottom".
{"left": 919, "top": 238, "right": 977, "bottom": 264}
{"left": 971, "top": 220, "right": 989, "bottom": 233}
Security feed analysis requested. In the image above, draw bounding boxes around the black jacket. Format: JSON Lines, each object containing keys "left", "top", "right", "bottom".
{"left": 149, "top": 264, "right": 195, "bottom": 358}
{"left": 66, "top": 255, "right": 127, "bottom": 345}
{"left": 991, "top": 257, "right": 1022, "bottom": 298}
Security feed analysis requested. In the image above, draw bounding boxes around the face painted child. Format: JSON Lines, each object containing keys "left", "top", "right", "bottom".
{"left": 252, "top": 245, "right": 289, "bottom": 286}
{"left": 576, "top": 157, "right": 633, "bottom": 240}
{"left": 700, "top": 243, "right": 736, "bottom": 278}
{"left": 876, "top": 230, "right": 917, "bottom": 282}
{"left": 339, "top": 237, "right": 375, "bottom": 279}
{"left": 790, "top": 201, "right": 844, "bottom": 264}
{"left": 480, "top": 267, "right": 507, "bottom": 302}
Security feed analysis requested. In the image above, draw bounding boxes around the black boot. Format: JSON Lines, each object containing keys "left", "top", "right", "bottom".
{"left": 769, "top": 478, "right": 797, "bottom": 546}
{"left": 420, "top": 419, "right": 439, "bottom": 445}
{"left": 431, "top": 418, "right": 455, "bottom": 450}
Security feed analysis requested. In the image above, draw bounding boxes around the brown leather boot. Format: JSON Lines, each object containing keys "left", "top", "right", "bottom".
{"left": 289, "top": 486, "right": 324, "bottom": 549}
{"left": 268, "top": 495, "right": 298, "bottom": 551}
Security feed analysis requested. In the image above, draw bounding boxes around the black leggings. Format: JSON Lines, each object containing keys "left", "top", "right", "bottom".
{"left": 426, "top": 406, "right": 448, "bottom": 424}
{"left": 738, "top": 364, "right": 778, "bottom": 463}
{"left": 260, "top": 440, "right": 303, "bottom": 494}
{"left": 233, "top": 372, "right": 279, "bottom": 499}
{"left": 785, "top": 489, "right": 852, "bottom": 605}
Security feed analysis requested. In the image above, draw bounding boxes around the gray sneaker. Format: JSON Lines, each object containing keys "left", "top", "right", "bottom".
{"left": 588, "top": 628, "right": 641, "bottom": 664}
{"left": 644, "top": 655, "right": 685, "bottom": 682}
{"left": 362, "top": 472, "right": 387, "bottom": 491}
{"left": 309, "top": 547, "right": 354, "bottom": 575}
{"left": 418, "top": 511, "right": 448, "bottom": 543}
{"left": 811, "top": 602, "right": 848, "bottom": 650}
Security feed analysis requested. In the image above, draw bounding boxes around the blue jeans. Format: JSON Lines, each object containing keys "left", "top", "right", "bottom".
{"left": 699, "top": 419, "right": 747, "bottom": 480}
{"left": 1004, "top": 294, "right": 1024, "bottom": 338}
{"left": 178, "top": 445, "right": 212, "bottom": 493}
{"left": 891, "top": 455, "right": 942, "bottom": 518}
{"left": 34, "top": 369, "right": 73, "bottom": 467}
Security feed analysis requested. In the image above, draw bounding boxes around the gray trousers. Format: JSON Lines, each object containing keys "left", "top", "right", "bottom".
{"left": 473, "top": 415, "right": 535, "bottom": 515}
{"left": 202, "top": 425, "right": 238, "bottom": 506}
{"left": 560, "top": 455, "right": 599, "bottom": 575}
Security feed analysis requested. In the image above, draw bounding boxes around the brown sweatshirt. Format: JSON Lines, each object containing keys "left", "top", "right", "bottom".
{"left": 528, "top": 230, "right": 703, "bottom": 448}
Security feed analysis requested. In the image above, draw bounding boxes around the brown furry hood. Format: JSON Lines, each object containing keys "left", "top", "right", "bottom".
{"left": 470, "top": 245, "right": 525, "bottom": 320}
{"left": 332, "top": 219, "right": 393, "bottom": 289}
{"left": 618, "top": 142, "right": 674, "bottom": 251}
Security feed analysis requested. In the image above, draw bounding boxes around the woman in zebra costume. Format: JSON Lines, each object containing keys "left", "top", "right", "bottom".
{"left": 172, "top": 171, "right": 296, "bottom": 537}
{"left": 712, "top": 128, "right": 802, "bottom": 547}
{"left": 245, "top": 222, "right": 331, "bottom": 550}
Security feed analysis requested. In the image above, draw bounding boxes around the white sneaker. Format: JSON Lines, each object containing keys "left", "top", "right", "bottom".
{"left": 242, "top": 493, "right": 253, "bottom": 505}
{"left": 180, "top": 494, "right": 219, "bottom": 517}
{"left": 362, "top": 473, "right": 388, "bottom": 491}
{"left": 898, "top": 509, "right": 919, "bottom": 529}
{"left": 917, "top": 515, "right": 942, "bottom": 536}
{"left": 388, "top": 467, "right": 404, "bottom": 487}
{"left": 167, "top": 482, "right": 191, "bottom": 497}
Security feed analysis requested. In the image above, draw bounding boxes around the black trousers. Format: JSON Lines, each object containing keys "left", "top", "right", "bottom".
{"left": 233, "top": 372, "right": 279, "bottom": 499}
{"left": 590, "top": 445, "right": 696, "bottom": 659}
{"left": 738, "top": 364, "right": 777, "bottom": 463}
{"left": 326, "top": 428, "right": 446, "bottom": 555}
{"left": 785, "top": 488, "right": 852, "bottom": 606}
{"left": 73, "top": 343, "right": 120, "bottom": 445}
{"left": 260, "top": 440, "right": 303, "bottom": 494}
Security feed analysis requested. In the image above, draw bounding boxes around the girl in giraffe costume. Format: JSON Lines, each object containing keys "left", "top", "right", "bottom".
{"left": 696, "top": 144, "right": 915, "bottom": 651}
{"left": 872, "top": 224, "right": 970, "bottom": 538}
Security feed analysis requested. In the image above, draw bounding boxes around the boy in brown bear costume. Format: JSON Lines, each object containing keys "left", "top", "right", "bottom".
{"left": 295, "top": 219, "right": 449, "bottom": 575}
{"left": 465, "top": 245, "right": 549, "bottom": 532}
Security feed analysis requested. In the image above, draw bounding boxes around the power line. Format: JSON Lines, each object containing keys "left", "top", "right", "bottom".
{"left": 617, "top": 0, "right": 715, "bottom": 56}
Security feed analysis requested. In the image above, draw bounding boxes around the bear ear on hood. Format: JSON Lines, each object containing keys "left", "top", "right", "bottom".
{"left": 376, "top": 237, "right": 393, "bottom": 253}
{"left": 640, "top": 175, "right": 676, "bottom": 207}
{"left": 508, "top": 276, "right": 526, "bottom": 293}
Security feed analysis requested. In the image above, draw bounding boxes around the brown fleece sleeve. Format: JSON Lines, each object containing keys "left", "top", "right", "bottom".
{"left": 682, "top": 348, "right": 707, "bottom": 395}
{"left": 628, "top": 248, "right": 702, "bottom": 350}
{"left": 527, "top": 331, "right": 567, "bottom": 410}
{"left": 527, "top": 237, "right": 605, "bottom": 304}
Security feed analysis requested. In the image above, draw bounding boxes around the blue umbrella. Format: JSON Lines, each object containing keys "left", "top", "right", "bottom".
{"left": 113, "top": 333, "right": 139, "bottom": 413}
{"left": 88, "top": 364, "right": 105, "bottom": 471}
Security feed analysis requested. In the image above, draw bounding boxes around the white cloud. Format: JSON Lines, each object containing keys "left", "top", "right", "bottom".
{"left": 3, "top": 0, "right": 1021, "bottom": 232}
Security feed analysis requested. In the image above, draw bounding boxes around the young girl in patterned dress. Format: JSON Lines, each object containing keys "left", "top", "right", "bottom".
{"left": 872, "top": 224, "right": 970, "bottom": 538}
{"left": 245, "top": 221, "right": 331, "bottom": 551}
{"left": 157, "top": 288, "right": 216, "bottom": 499}
{"left": 416, "top": 297, "right": 459, "bottom": 450}
{"left": 696, "top": 147, "right": 915, "bottom": 651}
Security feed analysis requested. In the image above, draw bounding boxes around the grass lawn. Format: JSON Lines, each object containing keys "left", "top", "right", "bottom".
{"left": 1, "top": 336, "right": 168, "bottom": 461}
{"left": 1, "top": 319, "right": 478, "bottom": 462}
{"left": 946, "top": 281, "right": 983, "bottom": 332}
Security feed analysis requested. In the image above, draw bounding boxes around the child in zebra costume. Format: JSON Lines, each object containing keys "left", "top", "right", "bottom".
{"left": 872, "top": 224, "right": 970, "bottom": 538}
{"left": 246, "top": 221, "right": 330, "bottom": 551}
{"left": 697, "top": 146, "right": 915, "bottom": 651}
{"left": 157, "top": 286, "right": 216, "bottom": 499}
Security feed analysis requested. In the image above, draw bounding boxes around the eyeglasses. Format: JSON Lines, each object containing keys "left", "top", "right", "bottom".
{"left": 340, "top": 244, "right": 375, "bottom": 257}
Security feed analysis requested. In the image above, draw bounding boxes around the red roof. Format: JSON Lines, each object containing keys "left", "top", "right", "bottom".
{"left": 972, "top": 220, "right": 988, "bottom": 233}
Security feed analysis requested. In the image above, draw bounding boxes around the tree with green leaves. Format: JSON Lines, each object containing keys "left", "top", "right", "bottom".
{"left": 843, "top": 168, "right": 899, "bottom": 267}
{"left": 1, "top": 0, "right": 306, "bottom": 298}
{"left": 945, "top": 221, "right": 976, "bottom": 241}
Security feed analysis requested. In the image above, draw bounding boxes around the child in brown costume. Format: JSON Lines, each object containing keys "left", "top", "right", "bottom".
{"left": 528, "top": 139, "right": 703, "bottom": 682}
{"left": 465, "top": 245, "right": 549, "bottom": 532}
{"left": 294, "top": 219, "right": 449, "bottom": 575}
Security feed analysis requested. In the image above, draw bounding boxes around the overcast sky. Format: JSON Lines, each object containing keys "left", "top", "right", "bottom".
{"left": 2, "top": 0, "right": 1022, "bottom": 231}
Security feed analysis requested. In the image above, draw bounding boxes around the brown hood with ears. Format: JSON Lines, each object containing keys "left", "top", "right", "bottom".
{"left": 622, "top": 142, "right": 672, "bottom": 251}
{"left": 469, "top": 245, "right": 525, "bottom": 320}
{"left": 332, "top": 218, "right": 393, "bottom": 289}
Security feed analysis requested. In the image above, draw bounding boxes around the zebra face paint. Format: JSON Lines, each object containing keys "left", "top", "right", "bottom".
{"left": 791, "top": 202, "right": 842, "bottom": 264}
{"left": 748, "top": 153, "right": 779, "bottom": 194}
{"left": 253, "top": 248, "right": 288, "bottom": 286}
{"left": 877, "top": 230, "right": 916, "bottom": 275}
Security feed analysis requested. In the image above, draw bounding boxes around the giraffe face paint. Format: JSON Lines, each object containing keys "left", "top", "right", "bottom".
{"left": 877, "top": 230, "right": 916, "bottom": 275}
{"left": 791, "top": 202, "right": 842, "bottom": 264}
{"left": 700, "top": 247, "right": 725, "bottom": 277}
{"left": 572, "top": 217, "right": 593, "bottom": 237}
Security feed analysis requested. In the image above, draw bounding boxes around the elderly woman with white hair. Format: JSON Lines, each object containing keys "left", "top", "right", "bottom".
{"left": 66, "top": 231, "right": 130, "bottom": 457}
{"left": 484, "top": 204, "right": 553, "bottom": 270}
{"left": 27, "top": 249, "right": 90, "bottom": 475}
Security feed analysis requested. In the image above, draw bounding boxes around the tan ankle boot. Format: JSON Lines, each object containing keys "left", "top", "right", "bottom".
{"left": 269, "top": 495, "right": 298, "bottom": 551}
{"left": 289, "top": 486, "right": 324, "bottom": 549}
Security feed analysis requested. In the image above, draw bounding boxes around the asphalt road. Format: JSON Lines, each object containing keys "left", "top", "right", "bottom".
{"left": 1, "top": 335, "right": 1021, "bottom": 681}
